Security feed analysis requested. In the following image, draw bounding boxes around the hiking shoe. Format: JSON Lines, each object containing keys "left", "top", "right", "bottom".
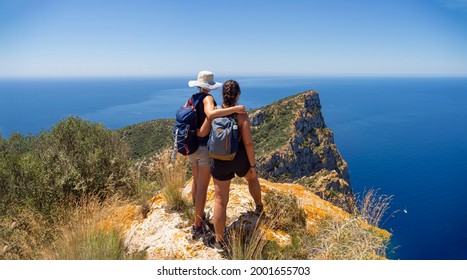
{"left": 207, "top": 235, "right": 227, "bottom": 252}
{"left": 191, "top": 225, "right": 205, "bottom": 240}
{"left": 254, "top": 204, "right": 264, "bottom": 214}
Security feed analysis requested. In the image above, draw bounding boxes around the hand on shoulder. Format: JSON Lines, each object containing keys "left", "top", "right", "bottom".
{"left": 233, "top": 105, "right": 247, "bottom": 115}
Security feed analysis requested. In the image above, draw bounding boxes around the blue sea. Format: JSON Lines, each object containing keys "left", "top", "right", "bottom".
{"left": 1, "top": 76, "right": 466, "bottom": 260}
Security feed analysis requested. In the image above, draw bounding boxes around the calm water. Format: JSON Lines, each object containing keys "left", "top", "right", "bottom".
{"left": 1, "top": 76, "right": 466, "bottom": 260}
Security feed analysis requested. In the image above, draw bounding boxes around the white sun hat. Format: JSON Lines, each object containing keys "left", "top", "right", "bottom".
{"left": 188, "top": 70, "right": 223, "bottom": 90}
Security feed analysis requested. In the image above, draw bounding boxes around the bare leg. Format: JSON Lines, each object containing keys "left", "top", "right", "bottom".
{"left": 193, "top": 165, "right": 211, "bottom": 227}
{"left": 213, "top": 178, "right": 231, "bottom": 242}
{"left": 243, "top": 169, "right": 262, "bottom": 206}
{"left": 191, "top": 165, "right": 199, "bottom": 205}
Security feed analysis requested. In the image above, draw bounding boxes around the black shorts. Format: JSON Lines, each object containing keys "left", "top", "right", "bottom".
{"left": 210, "top": 143, "right": 250, "bottom": 181}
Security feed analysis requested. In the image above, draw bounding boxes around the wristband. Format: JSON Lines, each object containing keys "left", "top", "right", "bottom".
{"left": 250, "top": 165, "right": 256, "bottom": 168}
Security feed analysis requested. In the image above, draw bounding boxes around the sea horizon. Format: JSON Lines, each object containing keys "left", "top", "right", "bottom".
{"left": 2, "top": 75, "right": 467, "bottom": 138}
{"left": 2, "top": 73, "right": 467, "bottom": 80}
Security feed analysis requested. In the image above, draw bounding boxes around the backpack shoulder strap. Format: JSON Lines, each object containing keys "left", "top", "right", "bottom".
{"left": 192, "top": 94, "right": 201, "bottom": 108}
{"left": 192, "top": 93, "right": 210, "bottom": 109}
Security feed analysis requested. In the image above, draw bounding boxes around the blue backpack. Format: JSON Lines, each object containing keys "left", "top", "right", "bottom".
{"left": 208, "top": 107, "right": 240, "bottom": 161}
{"left": 173, "top": 94, "right": 203, "bottom": 157}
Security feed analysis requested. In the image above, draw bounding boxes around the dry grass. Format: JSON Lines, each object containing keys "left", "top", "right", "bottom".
{"left": 357, "top": 188, "right": 395, "bottom": 227}
{"left": 50, "top": 195, "right": 144, "bottom": 260}
{"left": 133, "top": 173, "right": 161, "bottom": 203}
{"left": 1, "top": 194, "right": 145, "bottom": 260}
{"left": 223, "top": 189, "right": 392, "bottom": 260}
{"left": 0, "top": 208, "right": 54, "bottom": 260}
{"left": 306, "top": 217, "right": 388, "bottom": 260}
{"left": 226, "top": 192, "right": 307, "bottom": 260}
{"left": 130, "top": 157, "right": 163, "bottom": 218}
{"left": 50, "top": 227, "right": 126, "bottom": 260}
{"left": 227, "top": 213, "right": 271, "bottom": 260}
{"left": 264, "top": 192, "right": 307, "bottom": 232}
{"left": 129, "top": 150, "right": 191, "bottom": 218}
{"left": 148, "top": 150, "right": 190, "bottom": 212}
{"left": 44, "top": 195, "right": 122, "bottom": 259}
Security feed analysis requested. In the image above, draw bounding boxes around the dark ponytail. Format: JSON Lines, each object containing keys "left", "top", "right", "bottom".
{"left": 222, "top": 80, "right": 241, "bottom": 108}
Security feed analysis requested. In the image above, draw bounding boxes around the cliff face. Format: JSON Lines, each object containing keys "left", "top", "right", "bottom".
{"left": 250, "top": 91, "right": 354, "bottom": 211}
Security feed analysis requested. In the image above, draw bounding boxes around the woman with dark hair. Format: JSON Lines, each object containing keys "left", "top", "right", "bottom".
{"left": 207, "top": 80, "right": 263, "bottom": 249}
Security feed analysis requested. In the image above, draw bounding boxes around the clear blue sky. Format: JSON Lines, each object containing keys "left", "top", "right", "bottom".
{"left": 1, "top": 0, "right": 466, "bottom": 77}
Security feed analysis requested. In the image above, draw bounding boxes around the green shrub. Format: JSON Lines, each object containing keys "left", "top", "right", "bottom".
{"left": 0, "top": 117, "right": 149, "bottom": 260}
{"left": 0, "top": 133, "right": 49, "bottom": 216}
{"left": 0, "top": 117, "right": 134, "bottom": 218}
{"left": 37, "top": 116, "right": 133, "bottom": 197}
{"left": 250, "top": 101, "right": 297, "bottom": 156}
{"left": 118, "top": 119, "right": 174, "bottom": 159}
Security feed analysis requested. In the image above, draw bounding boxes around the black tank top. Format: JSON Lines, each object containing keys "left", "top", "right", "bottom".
{"left": 193, "top": 92, "right": 216, "bottom": 145}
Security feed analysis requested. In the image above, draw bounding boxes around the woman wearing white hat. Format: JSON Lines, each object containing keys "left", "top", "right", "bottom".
{"left": 188, "top": 71, "right": 247, "bottom": 240}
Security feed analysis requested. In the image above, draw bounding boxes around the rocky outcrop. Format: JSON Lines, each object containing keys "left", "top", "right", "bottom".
{"left": 250, "top": 91, "right": 354, "bottom": 211}
{"left": 120, "top": 178, "right": 388, "bottom": 260}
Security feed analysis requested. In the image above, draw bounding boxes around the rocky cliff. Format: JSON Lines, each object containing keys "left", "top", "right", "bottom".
{"left": 116, "top": 178, "right": 388, "bottom": 260}
{"left": 250, "top": 91, "right": 354, "bottom": 211}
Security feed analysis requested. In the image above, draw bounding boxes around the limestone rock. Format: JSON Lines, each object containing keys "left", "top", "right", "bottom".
{"left": 123, "top": 194, "right": 222, "bottom": 260}
{"left": 250, "top": 90, "right": 353, "bottom": 210}
{"left": 122, "top": 178, "right": 367, "bottom": 260}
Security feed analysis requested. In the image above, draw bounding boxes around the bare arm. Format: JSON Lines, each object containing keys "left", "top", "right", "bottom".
{"left": 238, "top": 113, "right": 257, "bottom": 176}
{"left": 197, "top": 95, "right": 247, "bottom": 137}
{"left": 203, "top": 95, "right": 247, "bottom": 119}
{"left": 208, "top": 105, "right": 247, "bottom": 119}
{"left": 197, "top": 117, "right": 211, "bottom": 137}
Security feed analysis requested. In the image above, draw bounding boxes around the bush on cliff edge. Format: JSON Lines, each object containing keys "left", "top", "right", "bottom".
{"left": 0, "top": 117, "right": 137, "bottom": 259}
{"left": 0, "top": 117, "right": 133, "bottom": 217}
